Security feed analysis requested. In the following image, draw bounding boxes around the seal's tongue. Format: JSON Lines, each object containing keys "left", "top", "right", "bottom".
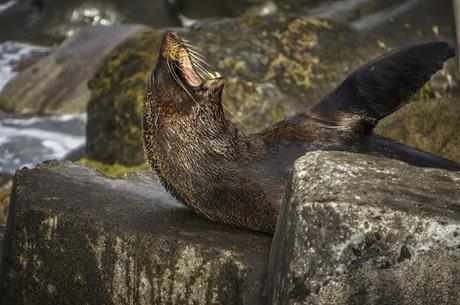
{"left": 179, "top": 49, "right": 202, "bottom": 87}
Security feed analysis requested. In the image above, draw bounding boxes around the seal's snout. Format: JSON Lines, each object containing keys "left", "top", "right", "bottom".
{"left": 160, "top": 31, "right": 184, "bottom": 61}
{"left": 157, "top": 31, "right": 225, "bottom": 89}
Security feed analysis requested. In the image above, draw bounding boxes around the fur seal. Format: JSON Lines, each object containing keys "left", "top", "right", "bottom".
{"left": 143, "top": 31, "right": 459, "bottom": 233}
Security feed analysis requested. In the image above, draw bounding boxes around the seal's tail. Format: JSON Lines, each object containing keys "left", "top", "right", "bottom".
{"left": 308, "top": 41, "right": 455, "bottom": 133}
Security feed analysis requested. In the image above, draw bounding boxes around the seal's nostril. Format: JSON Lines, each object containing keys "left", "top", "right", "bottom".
{"left": 163, "top": 31, "right": 179, "bottom": 40}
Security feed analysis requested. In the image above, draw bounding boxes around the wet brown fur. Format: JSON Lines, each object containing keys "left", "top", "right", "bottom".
{"left": 143, "top": 32, "right": 460, "bottom": 234}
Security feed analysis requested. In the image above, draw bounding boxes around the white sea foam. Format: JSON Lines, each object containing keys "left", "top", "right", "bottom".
{"left": 0, "top": 114, "right": 86, "bottom": 174}
{"left": 0, "top": 41, "right": 48, "bottom": 92}
{"left": 0, "top": 0, "right": 15, "bottom": 14}
{"left": 1, "top": 113, "right": 84, "bottom": 126}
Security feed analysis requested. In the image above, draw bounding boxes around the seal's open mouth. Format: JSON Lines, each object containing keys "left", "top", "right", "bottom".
{"left": 178, "top": 49, "right": 202, "bottom": 87}
{"left": 161, "top": 31, "right": 221, "bottom": 89}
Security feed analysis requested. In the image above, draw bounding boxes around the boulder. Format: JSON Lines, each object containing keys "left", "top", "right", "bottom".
{"left": 0, "top": 24, "right": 146, "bottom": 115}
{"left": 89, "top": 16, "right": 367, "bottom": 165}
{"left": 376, "top": 97, "right": 460, "bottom": 163}
{"left": 0, "top": 161, "right": 271, "bottom": 305}
{"left": 85, "top": 0, "right": 457, "bottom": 166}
{"left": 263, "top": 151, "right": 460, "bottom": 305}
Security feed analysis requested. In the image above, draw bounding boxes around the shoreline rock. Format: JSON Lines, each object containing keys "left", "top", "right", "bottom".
{"left": 263, "top": 151, "right": 460, "bottom": 305}
{"left": 0, "top": 24, "right": 146, "bottom": 115}
{"left": 0, "top": 161, "right": 271, "bottom": 305}
{"left": 1, "top": 151, "right": 460, "bottom": 304}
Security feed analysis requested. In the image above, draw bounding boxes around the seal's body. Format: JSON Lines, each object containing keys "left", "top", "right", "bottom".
{"left": 143, "top": 32, "right": 459, "bottom": 233}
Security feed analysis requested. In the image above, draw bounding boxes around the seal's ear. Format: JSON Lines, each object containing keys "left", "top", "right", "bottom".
{"left": 200, "top": 77, "right": 226, "bottom": 101}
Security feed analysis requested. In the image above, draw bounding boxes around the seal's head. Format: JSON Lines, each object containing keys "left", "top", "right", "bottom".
{"left": 147, "top": 31, "right": 226, "bottom": 112}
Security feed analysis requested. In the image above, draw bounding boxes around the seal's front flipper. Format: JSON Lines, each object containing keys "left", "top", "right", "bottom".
{"left": 308, "top": 41, "right": 455, "bottom": 133}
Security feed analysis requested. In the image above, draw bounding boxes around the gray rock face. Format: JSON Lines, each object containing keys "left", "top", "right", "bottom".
{"left": 0, "top": 162, "right": 271, "bottom": 305}
{"left": 0, "top": 24, "right": 146, "bottom": 115}
{"left": 263, "top": 151, "right": 460, "bottom": 305}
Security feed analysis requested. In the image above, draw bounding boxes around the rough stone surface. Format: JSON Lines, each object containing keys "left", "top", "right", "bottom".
{"left": 85, "top": 0, "right": 457, "bottom": 165}
{"left": 263, "top": 151, "right": 460, "bottom": 305}
{"left": 376, "top": 97, "right": 460, "bottom": 163}
{"left": 0, "top": 162, "right": 271, "bottom": 305}
{"left": 0, "top": 24, "right": 146, "bottom": 114}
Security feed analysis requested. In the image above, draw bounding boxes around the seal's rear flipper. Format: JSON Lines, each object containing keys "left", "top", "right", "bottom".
{"left": 308, "top": 41, "right": 455, "bottom": 133}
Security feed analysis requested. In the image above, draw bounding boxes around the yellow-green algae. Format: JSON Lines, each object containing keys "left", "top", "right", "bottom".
{"left": 77, "top": 159, "right": 150, "bottom": 178}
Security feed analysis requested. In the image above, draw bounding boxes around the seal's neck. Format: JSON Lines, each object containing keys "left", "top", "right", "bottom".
{"left": 143, "top": 97, "right": 249, "bottom": 176}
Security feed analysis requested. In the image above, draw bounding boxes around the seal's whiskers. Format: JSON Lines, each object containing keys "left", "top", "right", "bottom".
{"left": 167, "top": 59, "right": 193, "bottom": 102}
{"left": 188, "top": 49, "right": 216, "bottom": 71}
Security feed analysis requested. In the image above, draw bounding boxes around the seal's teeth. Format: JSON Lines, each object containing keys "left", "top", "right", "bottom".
{"left": 207, "top": 71, "right": 222, "bottom": 79}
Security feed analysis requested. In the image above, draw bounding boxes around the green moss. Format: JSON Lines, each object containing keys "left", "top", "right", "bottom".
{"left": 413, "top": 82, "right": 434, "bottom": 101}
{"left": 86, "top": 30, "right": 163, "bottom": 166}
{"left": 77, "top": 159, "right": 150, "bottom": 178}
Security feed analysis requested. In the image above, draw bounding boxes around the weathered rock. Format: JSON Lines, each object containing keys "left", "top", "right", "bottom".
{"left": 0, "top": 161, "right": 271, "bottom": 305}
{"left": 376, "top": 97, "right": 460, "bottom": 163}
{"left": 263, "top": 151, "right": 460, "bottom": 305}
{"left": 85, "top": 0, "right": 457, "bottom": 165}
{"left": 0, "top": 24, "right": 146, "bottom": 115}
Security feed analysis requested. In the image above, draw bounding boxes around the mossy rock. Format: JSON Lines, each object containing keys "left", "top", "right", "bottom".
{"left": 86, "top": 30, "right": 163, "bottom": 165}
{"left": 85, "top": 15, "right": 377, "bottom": 165}
{"left": 376, "top": 97, "right": 460, "bottom": 163}
{"left": 1, "top": 162, "right": 271, "bottom": 305}
{"left": 86, "top": 12, "right": 458, "bottom": 166}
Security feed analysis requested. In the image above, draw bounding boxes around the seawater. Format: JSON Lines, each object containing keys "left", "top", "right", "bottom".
{"left": 0, "top": 114, "right": 86, "bottom": 174}
{"left": 0, "top": 41, "right": 85, "bottom": 175}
